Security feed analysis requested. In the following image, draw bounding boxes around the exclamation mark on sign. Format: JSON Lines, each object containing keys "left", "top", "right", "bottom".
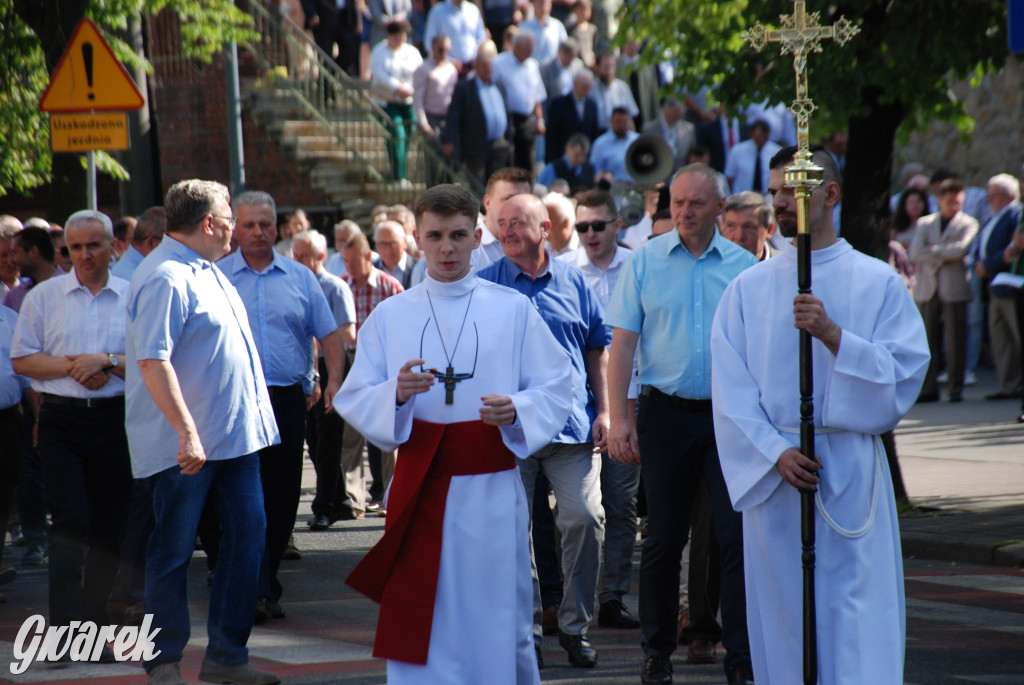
{"left": 82, "top": 42, "right": 95, "bottom": 100}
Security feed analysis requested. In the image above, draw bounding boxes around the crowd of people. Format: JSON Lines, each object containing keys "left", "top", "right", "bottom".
{"left": 6, "top": 147, "right": 1021, "bottom": 685}
{"left": 1, "top": 4, "right": 1023, "bottom": 685}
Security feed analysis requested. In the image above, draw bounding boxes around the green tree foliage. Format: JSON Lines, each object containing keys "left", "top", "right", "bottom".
{"left": 0, "top": 0, "right": 256, "bottom": 202}
{"left": 621, "top": 0, "right": 1009, "bottom": 258}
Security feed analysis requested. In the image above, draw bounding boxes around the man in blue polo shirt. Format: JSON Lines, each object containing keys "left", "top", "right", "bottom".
{"left": 126, "top": 179, "right": 280, "bottom": 685}
{"left": 605, "top": 163, "right": 757, "bottom": 685}
{"left": 220, "top": 191, "right": 345, "bottom": 623}
{"left": 477, "top": 193, "right": 608, "bottom": 670}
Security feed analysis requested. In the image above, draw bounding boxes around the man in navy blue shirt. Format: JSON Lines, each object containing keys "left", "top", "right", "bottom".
{"left": 477, "top": 192, "right": 608, "bottom": 670}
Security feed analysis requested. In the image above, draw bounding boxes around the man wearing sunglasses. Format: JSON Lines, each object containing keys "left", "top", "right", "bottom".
{"left": 559, "top": 190, "right": 642, "bottom": 631}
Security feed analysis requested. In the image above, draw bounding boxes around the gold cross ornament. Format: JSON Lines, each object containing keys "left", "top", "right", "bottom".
{"left": 744, "top": 1, "right": 858, "bottom": 203}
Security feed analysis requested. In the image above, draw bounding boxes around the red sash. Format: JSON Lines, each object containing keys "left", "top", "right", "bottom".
{"left": 345, "top": 418, "right": 516, "bottom": 664}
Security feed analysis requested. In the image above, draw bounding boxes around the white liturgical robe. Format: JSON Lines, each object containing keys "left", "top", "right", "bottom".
{"left": 333, "top": 273, "right": 572, "bottom": 685}
{"left": 710, "top": 239, "right": 929, "bottom": 685}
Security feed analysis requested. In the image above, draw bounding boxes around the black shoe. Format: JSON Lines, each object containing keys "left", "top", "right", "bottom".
{"left": 282, "top": 535, "right": 301, "bottom": 560}
{"left": 641, "top": 654, "right": 673, "bottom": 684}
{"left": 916, "top": 392, "right": 939, "bottom": 403}
{"left": 535, "top": 644, "right": 544, "bottom": 670}
{"left": 598, "top": 599, "right": 640, "bottom": 628}
{"left": 985, "top": 391, "right": 1016, "bottom": 400}
{"left": 948, "top": 392, "right": 963, "bottom": 403}
{"left": 255, "top": 597, "right": 285, "bottom": 624}
{"left": 726, "top": 661, "right": 755, "bottom": 685}
{"left": 308, "top": 514, "right": 331, "bottom": 531}
{"left": 558, "top": 631, "right": 597, "bottom": 668}
{"left": 0, "top": 566, "right": 15, "bottom": 585}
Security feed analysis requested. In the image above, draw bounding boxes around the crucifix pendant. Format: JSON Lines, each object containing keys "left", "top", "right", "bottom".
{"left": 443, "top": 365, "right": 457, "bottom": 404}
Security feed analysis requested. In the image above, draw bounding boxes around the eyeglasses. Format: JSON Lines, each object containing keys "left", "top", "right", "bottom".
{"left": 211, "top": 214, "right": 236, "bottom": 229}
{"left": 576, "top": 220, "right": 609, "bottom": 234}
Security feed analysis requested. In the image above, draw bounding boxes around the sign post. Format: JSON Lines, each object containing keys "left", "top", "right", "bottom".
{"left": 38, "top": 17, "right": 146, "bottom": 210}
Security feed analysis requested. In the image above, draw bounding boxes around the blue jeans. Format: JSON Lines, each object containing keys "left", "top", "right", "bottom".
{"left": 144, "top": 453, "right": 265, "bottom": 671}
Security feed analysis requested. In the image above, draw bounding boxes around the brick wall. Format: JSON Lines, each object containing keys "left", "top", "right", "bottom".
{"left": 148, "top": 11, "right": 332, "bottom": 212}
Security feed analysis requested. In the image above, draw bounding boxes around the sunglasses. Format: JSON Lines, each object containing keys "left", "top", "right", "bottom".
{"left": 576, "top": 220, "right": 609, "bottom": 233}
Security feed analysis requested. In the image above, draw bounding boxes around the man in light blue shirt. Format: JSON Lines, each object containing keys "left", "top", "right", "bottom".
{"left": 126, "top": 180, "right": 280, "bottom": 685}
{"left": 423, "top": 0, "right": 486, "bottom": 68}
{"left": 590, "top": 107, "right": 639, "bottom": 183}
{"left": 604, "top": 164, "right": 756, "bottom": 685}
{"left": 110, "top": 206, "right": 166, "bottom": 281}
{"left": 477, "top": 193, "right": 608, "bottom": 670}
{"left": 220, "top": 190, "right": 345, "bottom": 623}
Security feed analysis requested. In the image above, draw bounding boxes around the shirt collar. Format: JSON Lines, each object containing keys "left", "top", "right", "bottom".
{"left": 225, "top": 249, "right": 286, "bottom": 276}
{"left": 507, "top": 255, "right": 551, "bottom": 282}
{"left": 422, "top": 271, "right": 477, "bottom": 298}
{"left": 658, "top": 228, "right": 725, "bottom": 260}
{"left": 61, "top": 268, "right": 118, "bottom": 296}
{"left": 163, "top": 235, "right": 215, "bottom": 272}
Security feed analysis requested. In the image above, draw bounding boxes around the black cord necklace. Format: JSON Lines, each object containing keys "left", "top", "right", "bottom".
{"left": 419, "top": 289, "right": 478, "bottom": 404}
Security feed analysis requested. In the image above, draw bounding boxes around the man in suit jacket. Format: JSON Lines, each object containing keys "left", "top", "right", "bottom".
{"left": 696, "top": 107, "right": 742, "bottom": 174}
{"left": 910, "top": 179, "right": 980, "bottom": 402}
{"left": 641, "top": 98, "right": 696, "bottom": 178}
{"left": 540, "top": 39, "right": 585, "bottom": 103}
{"left": 442, "top": 43, "right": 514, "bottom": 186}
{"left": 545, "top": 70, "right": 600, "bottom": 163}
{"left": 367, "top": 0, "right": 413, "bottom": 48}
{"left": 303, "top": 0, "right": 362, "bottom": 77}
{"left": 973, "top": 174, "right": 1024, "bottom": 399}
{"left": 617, "top": 39, "right": 659, "bottom": 131}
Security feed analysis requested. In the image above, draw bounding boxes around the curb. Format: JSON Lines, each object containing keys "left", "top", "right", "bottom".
{"left": 901, "top": 536, "right": 1024, "bottom": 568}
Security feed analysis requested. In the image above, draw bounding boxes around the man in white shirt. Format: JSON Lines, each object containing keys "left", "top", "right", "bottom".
{"left": 11, "top": 210, "right": 132, "bottom": 647}
{"left": 493, "top": 32, "right": 547, "bottom": 172}
{"left": 370, "top": 19, "right": 423, "bottom": 181}
{"left": 724, "top": 120, "right": 780, "bottom": 195}
{"left": 471, "top": 166, "right": 534, "bottom": 271}
{"left": 560, "top": 190, "right": 641, "bottom": 631}
{"left": 591, "top": 49, "right": 638, "bottom": 132}
{"left": 423, "top": 0, "right": 486, "bottom": 71}
{"left": 519, "top": 0, "right": 567, "bottom": 66}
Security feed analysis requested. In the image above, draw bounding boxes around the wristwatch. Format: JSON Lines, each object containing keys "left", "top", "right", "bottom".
{"left": 107, "top": 353, "right": 118, "bottom": 369}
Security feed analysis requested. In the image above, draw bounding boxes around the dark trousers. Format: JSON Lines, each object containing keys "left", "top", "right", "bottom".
{"left": 681, "top": 477, "right": 722, "bottom": 643}
{"left": 312, "top": 3, "right": 360, "bottom": 77}
{"left": 636, "top": 393, "right": 749, "bottom": 672}
{"left": 464, "top": 138, "right": 513, "bottom": 188}
{"left": 1017, "top": 288, "right": 1024, "bottom": 412}
{"left": 110, "top": 479, "right": 154, "bottom": 611}
{"left": 37, "top": 400, "right": 132, "bottom": 626}
{"left": 307, "top": 358, "right": 352, "bottom": 520}
{"left": 919, "top": 297, "right": 968, "bottom": 396}
{"left": 511, "top": 112, "right": 537, "bottom": 173}
{"left": 532, "top": 471, "right": 563, "bottom": 609}
{"left": 258, "top": 385, "right": 308, "bottom": 601}
{"left": 17, "top": 395, "right": 47, "bottom": 554}
{"left": 0, "top": 405, "right": 25, "bottom": 569}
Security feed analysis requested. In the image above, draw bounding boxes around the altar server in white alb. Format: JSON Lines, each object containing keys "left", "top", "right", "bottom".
{"left": 710, "top": 146, "right": 929, "bottom": 685}
{"left": 334, "top": 184, "right": 572, "bottom": 684}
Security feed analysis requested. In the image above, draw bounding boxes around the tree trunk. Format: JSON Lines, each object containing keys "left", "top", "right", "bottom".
{"left": 841, "top": 87, "right": 905, "bottom": 261}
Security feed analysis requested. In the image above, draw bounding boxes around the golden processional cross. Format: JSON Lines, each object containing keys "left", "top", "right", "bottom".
{"left": 744, "top": 4, "right": 858, "bottom": 685}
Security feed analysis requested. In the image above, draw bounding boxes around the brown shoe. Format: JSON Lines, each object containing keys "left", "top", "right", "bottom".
{"left": 542, "top": 605, "right": 559, "bottom": 635}
{"left": 677, "top": 607, "right": 691, "bottom": 644}
{"left": 686, "top": 638, "right": 717, "bottom": 664}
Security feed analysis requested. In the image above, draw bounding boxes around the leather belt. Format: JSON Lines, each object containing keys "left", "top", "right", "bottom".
{"left": 41, "top": 393, "right": 124, "bottom": 409}
{"left": 640, "top": 386, "right": 711, "bottom": 412}
{"left": 267, "top": 383, "right": 303, "bottom": 398}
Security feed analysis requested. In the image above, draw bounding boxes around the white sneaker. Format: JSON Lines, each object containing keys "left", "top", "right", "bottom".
{"left": 965, "top": 370, "right": 978, "bottom": 385}
{"left": 937, "top": 371, "right": 949, "bottom": 383}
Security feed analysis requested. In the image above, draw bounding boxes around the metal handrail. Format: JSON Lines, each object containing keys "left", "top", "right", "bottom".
{"left": 245, "top": 0, "right": 482, "bottom": 200}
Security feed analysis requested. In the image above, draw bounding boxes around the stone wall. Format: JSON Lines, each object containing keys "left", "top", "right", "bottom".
{"left": 895, "top": 55, "right": 1024, "bottom": 186}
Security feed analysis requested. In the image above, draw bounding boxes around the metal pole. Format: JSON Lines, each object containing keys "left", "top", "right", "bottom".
{"left": 86, "top": 150, "right": 98, "bottom": 210}
{"left": 225, "top": 40, "right": 245, "bottom": 196}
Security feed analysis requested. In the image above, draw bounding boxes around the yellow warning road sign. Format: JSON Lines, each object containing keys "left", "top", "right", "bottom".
{"left": 39, "top": 18, "right": 145, "bottom": 113}
{"left": 50, "top": 113, "right": 130, "bottom": 152}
